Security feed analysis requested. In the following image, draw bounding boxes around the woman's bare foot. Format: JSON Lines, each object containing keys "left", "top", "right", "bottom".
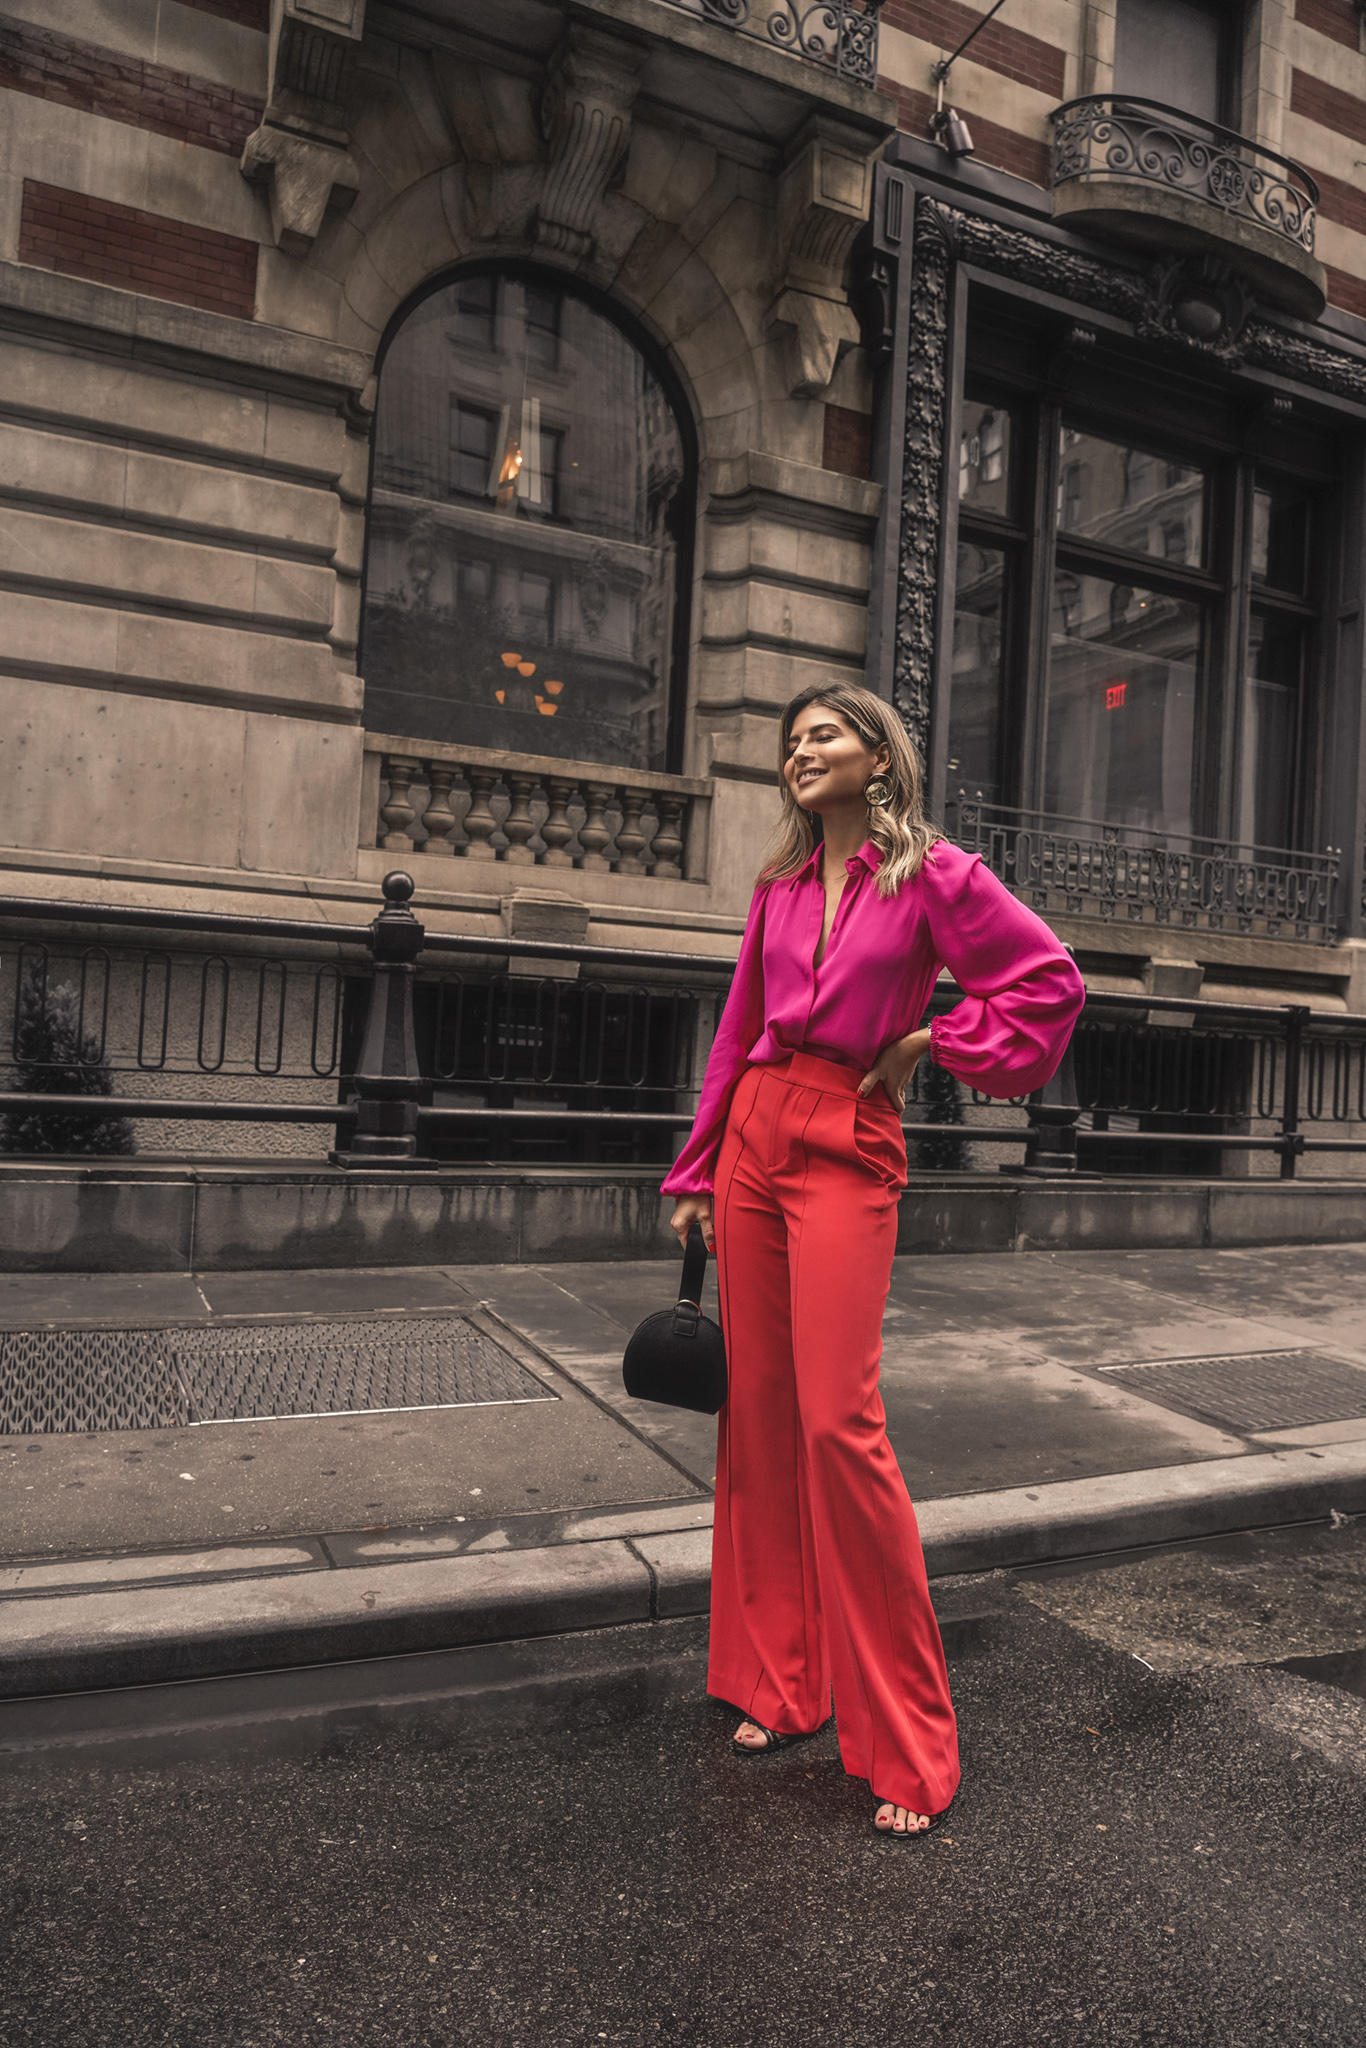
{"left": 874, "top": 1800, "right": 929, "bottom": 1833}
{"left": 733, "top": 1719, "right": 774, "bottom": 1750}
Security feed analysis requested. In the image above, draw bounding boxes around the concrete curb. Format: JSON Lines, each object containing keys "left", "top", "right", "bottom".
{"left": 3, "top": 1443, "right": 1365, "bottom": 1698}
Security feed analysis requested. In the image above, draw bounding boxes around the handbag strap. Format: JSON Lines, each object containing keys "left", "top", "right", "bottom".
{"left": 679, "top": 1217, "right": 709, "bottom": 1306}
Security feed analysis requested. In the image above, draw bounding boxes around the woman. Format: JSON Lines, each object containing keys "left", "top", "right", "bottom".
{"left": 662, "top": 681, "right": 1087, "bottom": 1839}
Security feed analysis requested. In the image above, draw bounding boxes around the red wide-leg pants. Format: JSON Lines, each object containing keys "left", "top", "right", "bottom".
{"left": 707, "top": 1049, "right": 960, "bottom": 1816}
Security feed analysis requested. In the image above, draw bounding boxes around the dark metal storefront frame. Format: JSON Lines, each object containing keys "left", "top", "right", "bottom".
{"left": 860, "top": 139, "right": 1366, "bottom": 946}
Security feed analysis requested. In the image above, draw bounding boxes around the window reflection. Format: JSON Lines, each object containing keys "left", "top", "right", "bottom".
{"left": 959, "top": 401, "right": 1012, "bottom": 516}
{"left": 1239, "top": 612, "right": 1303, "bottom": 852}
{"left": 1044, "top": 570, "right": 1203, "bottom": 836}
{"left": 948, "top": 540, "right": 1007, "bottom": 806}
{"left": 362, "top": 269, "right": 688, "bottom": 770}
{"left": 1057, "top": 424, "right": 1205, "bottom": 568}
{"left": 1251, "top": 480, "right": 1309, "bottom": 594}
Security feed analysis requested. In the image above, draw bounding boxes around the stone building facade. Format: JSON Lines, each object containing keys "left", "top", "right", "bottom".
{"left": 2, "top": 0, "right": 1366, "bottom": 1196}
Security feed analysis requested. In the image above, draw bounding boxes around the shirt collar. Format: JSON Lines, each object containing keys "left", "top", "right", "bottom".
{"left": 789, "top": 837, "right": 884, "bottom": 886}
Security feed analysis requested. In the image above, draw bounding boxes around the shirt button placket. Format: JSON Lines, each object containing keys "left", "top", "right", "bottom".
{"left": 804, "top": 876, "right": 823, "bottom": 1033}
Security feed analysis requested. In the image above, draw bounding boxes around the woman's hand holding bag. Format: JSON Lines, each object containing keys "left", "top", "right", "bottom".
{"left": 621, "top": 1219, "right": 728, "bottom": 1415}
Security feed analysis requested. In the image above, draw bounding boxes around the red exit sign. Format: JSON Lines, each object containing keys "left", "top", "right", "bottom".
{"left": 1105, "top": 679, "right": 1127, "bottom": 710}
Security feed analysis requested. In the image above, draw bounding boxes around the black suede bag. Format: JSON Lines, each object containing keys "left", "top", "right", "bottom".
{"left": 622, "top": 1220, "right": 727, "bottom": 1414}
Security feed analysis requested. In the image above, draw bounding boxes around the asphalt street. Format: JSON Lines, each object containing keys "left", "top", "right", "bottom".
{"left": 3, "top": 1520, "right": 1365, "bottom": 2048}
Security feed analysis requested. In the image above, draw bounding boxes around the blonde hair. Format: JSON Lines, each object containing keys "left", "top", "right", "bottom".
{"left": 756, "top": 682, "right": 949, "bottom": 899}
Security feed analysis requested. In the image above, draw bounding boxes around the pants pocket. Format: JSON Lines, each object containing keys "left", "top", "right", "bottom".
{"left": 850, "top": 1094, "right": 908, "bottom": 1193}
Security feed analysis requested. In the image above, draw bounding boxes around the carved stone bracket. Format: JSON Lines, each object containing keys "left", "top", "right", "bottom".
{"left": 240, "top": 0, "right": 366, "bottom": 255}
{"left": 535, "top": 27, "right": 647, "bottom": 260}
{"left": 769, "top": 117, "right": 879, "bottom": 398}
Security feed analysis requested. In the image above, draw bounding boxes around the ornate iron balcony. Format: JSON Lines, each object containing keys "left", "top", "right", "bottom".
{"left": 945, "top": 795, "right": 1341, "bottom": 946}
{"left": 1050, "top": 95, "right": 1318, "bottom": 253}
{"left": 659, "top": 0, "right": 883, "bottom": 86}
{"left": 1049, "top": 95, "right": 1323, "bottom": 317}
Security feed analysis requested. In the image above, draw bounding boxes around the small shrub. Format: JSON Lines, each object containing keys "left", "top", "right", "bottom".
{"left": 0, "top": 969, "right": 136, "bottom": 1156}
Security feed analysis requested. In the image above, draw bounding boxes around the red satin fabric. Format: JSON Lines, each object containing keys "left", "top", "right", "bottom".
{"left": 707, "top": 1049, "right": 961, "bottom": 1817}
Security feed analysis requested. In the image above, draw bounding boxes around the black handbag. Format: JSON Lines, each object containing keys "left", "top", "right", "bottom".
{"left": 622, "top": 1220, "right": 728, "bottom": 1414}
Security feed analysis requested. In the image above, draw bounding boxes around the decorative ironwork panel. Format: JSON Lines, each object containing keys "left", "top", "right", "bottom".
{"left": 947, "top": 795, "right": 1341, "bottom": 944}
{"left": 1050, "top": 96, "right": 1318, "bottom": 255}
{"left": 675, "top": 0, "right": 882, "bottom": 83}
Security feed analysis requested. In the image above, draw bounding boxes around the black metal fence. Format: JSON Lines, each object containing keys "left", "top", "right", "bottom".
{"left": 2, "top": 872, "right": 1365, "bottom": 1179}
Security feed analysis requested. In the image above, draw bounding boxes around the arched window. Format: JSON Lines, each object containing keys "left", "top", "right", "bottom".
{"left": 360, "top": 265, "right": 693, "bottom": 773}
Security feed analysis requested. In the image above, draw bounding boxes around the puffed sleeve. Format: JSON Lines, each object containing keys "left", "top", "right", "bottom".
{"left": 920, "top": 841, "right": 1085, "bottom": 1099}
{"left": 660, "top": 880, "right": 770, "bottom": 1198}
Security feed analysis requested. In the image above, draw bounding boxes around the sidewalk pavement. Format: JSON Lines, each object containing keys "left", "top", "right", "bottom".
{"left": 3, "top": 1242, "right": 1366, "bottom": 1698}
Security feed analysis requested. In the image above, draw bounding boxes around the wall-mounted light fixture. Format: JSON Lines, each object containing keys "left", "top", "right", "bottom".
{"left": 929, "top": 0, "right": 1015, "bottom": 160}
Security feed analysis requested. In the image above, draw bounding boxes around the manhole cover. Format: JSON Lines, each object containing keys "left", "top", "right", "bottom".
{"left": 1099, "top": 1349, "right": 1366, "bottom": 1432}
{"left": 0, "top": 1317, "right": 557, "bottom": 1435}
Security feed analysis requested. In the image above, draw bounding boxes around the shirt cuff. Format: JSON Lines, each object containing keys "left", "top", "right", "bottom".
{"left": 660, "top": 1169, "right": 714, "bottom": 1199}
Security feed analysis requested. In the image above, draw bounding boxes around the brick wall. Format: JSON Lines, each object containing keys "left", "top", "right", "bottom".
{"left": 881, "top": 79, "right": 1052, "bottom": 186}
{"left": 1305, "top": 162, "right": 1366, "bottom": 238}
{"left": 19, "top": 180, "right": 258, "bottom": 318}
{"left": 1290, "top": 67, "right": 1366, "bottom": 147}
{"left": 880, "top": 0, "right": 1065, "bottom": 98}
{"left": 1325, "top": 265, "right": 1366, "bottom": 318}
{"left": 823, "top": 404, "right": 873, "bottom": 479}
{"left": 1294, "top": 0, "right": 1361, "bottom": 51}
{"left": 0, "top": 17, "right": 263, "bottom": 156}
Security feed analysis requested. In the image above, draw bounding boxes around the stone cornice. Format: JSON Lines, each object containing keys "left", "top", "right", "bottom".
{"left": 0, "top": 260, "right": 371, "bottom": 400}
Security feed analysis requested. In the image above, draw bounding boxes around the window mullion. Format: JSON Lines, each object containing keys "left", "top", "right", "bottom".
{"left": 1212, "top": 452, "right": 1253, "bottom": 843}
{"left": 1025, "top": 394, "right": 1060, "bottom": 814}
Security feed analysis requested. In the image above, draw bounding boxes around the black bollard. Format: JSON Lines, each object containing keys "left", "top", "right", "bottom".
{"left": 330, "top": 870, "right": 426, "bottom": 1166}
{"left": 1015, "top": 1039, "right": 1082, "bottom": 1177}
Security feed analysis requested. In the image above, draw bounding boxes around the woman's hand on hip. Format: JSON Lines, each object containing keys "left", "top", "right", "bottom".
{"left": 858, "top": 1027, "right": 932, "bottom": 1113}
{"left": 668, "top": 1192, "right": 715, "bottom": 1253}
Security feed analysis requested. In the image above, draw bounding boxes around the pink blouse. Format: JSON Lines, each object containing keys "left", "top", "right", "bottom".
{"left": 660, "top": 834, "right": 1087, "bottom": 1198}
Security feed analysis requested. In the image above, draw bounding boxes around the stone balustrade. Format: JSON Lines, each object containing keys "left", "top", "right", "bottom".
{"left": 365, "top": 734, "right": 711, "bottom": 881}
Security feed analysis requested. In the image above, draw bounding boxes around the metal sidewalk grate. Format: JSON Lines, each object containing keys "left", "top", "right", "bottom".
{"left": 1099, "top": 1349, "right": 1366, "bottom": 1432}
{"left": 0, "top": 1316, "right": 557, "bottom": 1435}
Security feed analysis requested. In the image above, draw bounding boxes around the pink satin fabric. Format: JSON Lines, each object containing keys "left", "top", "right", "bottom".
{"left": 660, "top": 834, "right": 1087, "bottom": 1198}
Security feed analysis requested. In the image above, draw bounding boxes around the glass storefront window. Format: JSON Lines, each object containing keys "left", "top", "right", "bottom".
{"left": 1240, "top": 612, "right": 1303, "bottom": 853}
{"left": 949, "top": 341, "right": 1328, "bottom": 869}
{"left": 959, "top": 401, "right": 1013, "bottom": 516}
{"left": 1056, "top": 424, "right": 1206, "bottom": 568}
{"left": 947, "top": 540, "right": 1007, "bottom": 806}
{"left": 1044, "top": 570, "right": 1203, "bottom": 836}
{"left": 362, "top": 268, "right": 689, "bottom": 771}
{"left": 1251, "top": 480, "right": 1309, "bottom": 595}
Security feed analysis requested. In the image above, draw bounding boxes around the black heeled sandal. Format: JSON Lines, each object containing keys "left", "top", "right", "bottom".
{"left": 731, "top": 1713, "right": 832, "bottom": 1757}
{"left": 871, "top": 1788, "right": 957, "bottom": 1839}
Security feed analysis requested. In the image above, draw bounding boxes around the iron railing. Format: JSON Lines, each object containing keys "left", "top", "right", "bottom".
{"left": 946, "top": 794, "right": 1342, "bottom": 945}
{"left": 1049, "top": 94, "right": 1318, "bottom": 255}
{"left": 658, "top": 0, "right": 883, "bottom": 85}
{"left": 2, "top": 872, "right": 1366, "bottom": 1178}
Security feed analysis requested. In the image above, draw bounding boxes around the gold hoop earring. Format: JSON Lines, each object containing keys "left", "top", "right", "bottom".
{"left": 863, "top": 776, "right": 893, "bottom": 808}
